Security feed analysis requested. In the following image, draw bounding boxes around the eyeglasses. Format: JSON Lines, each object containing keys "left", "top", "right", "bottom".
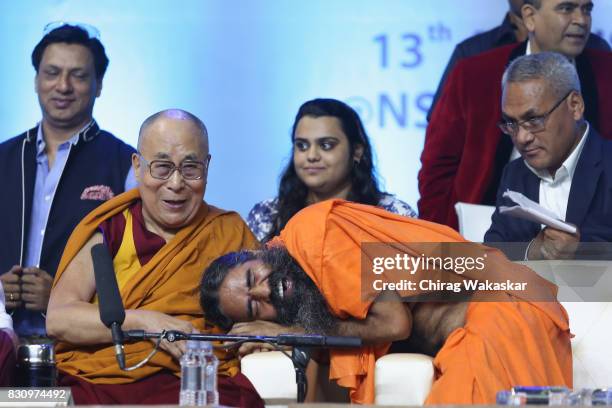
{"left": 43, "top": 22, "right": 101, "bottom": 39}
{"left": 139, "top": 155, "right": 210, "bottom": 180}
{"left": 498, "top": 91, "right": 573, "bottom": 137}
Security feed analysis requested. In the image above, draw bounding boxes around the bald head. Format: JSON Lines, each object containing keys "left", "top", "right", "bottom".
{"left": 133, "top": 108, "right": 211, "bottom": 240}
{"left": 138, "top": 109, "right": 209, "bottom": 153}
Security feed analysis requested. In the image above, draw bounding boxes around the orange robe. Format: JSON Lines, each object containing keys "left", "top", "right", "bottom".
{"left": 52, "top": 189, "right": 259, "bottom": 384}
{"left": 272, "top": 199, "right": 572, "bottom": 404}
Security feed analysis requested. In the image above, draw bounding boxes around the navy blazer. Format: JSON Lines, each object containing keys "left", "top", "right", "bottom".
{"left": 484, "top": 127, "right": 612, "bottom": 257}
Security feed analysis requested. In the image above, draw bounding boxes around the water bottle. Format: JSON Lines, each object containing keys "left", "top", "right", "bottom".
{"left": 201, "top": 341, "right": 219, "bottom": 406}
{"left": 496, "top": 386, "right": 569, "bottom": 405}
{"left": 179, "top": 340, "right": 204, "bottom": 406}
{"left": 564, "top": 388, "right": 612, "bottom": 405}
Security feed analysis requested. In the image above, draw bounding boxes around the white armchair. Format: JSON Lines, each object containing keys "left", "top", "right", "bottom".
{"left": 562, "top": 301, "right": 612, "bottom": 388}
{"left": 454, "top": 202, "right": 495, "bottom": 242}
{"left": 241, "top": 351, "right": 297, "bottom": 405}
{"left": 521, "top": 260, "right": 612, "bottom": 390}
{"left": 374, "top": 353, "right": 434, "bottom": 405}
{"left": 241, "top": 351, "right": 435, "bottom": 405}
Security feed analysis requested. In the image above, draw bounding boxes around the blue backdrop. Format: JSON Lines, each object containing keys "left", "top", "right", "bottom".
{"left": 1, "top": 1, "right": 610, "bottom": 217}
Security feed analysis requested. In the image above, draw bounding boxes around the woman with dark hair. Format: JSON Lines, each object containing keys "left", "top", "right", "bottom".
{"left": 247, "top": 98, "right": 416, "bottom": 242}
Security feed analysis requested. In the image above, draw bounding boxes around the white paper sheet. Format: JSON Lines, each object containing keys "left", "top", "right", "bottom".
{"left": 499, "top": 190, "right": 577, "bottom": 234}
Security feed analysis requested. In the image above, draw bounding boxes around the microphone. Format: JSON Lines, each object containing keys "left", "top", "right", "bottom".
{"left": 91, "top": 243, "right": 126, "bottom": 369}
{"left": 277, "top": 334, "right": 362, "bottom": 348}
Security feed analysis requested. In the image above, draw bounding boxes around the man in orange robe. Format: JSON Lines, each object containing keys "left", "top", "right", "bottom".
{"left": 47, "top": 109, "right": 263, "bottom": 407}
{"left": 200, "top": 199, "right": 572, "bottom": 404}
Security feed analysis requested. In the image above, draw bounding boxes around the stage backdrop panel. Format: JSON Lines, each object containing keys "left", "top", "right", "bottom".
{"left": 0, "top": 1, "right": 610, "bottom": 217}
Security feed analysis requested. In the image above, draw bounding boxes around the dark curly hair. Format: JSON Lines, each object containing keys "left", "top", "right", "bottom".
{"left": 263, "top": 98, "right": 383, "bottom": 242}
{"left": 32, "top": 24, "right": 109, "bottom": 81}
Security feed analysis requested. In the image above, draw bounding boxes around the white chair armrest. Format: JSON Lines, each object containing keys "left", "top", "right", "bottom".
{"left": 375, "top": 353, "right": 434, "bottom": 405}
{"left": 241, "top": 351, "right": 297, "bottom": 404}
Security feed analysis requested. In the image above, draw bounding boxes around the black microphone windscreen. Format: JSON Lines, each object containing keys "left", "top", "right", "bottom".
{"left": 277, "top": 334, "right": 362, "bottom": 348}
{"left": 324, "top": 336, "right": 362, "bottom": 348}
{"left": 91, "top": 243, "right": 126, "bottom": 327}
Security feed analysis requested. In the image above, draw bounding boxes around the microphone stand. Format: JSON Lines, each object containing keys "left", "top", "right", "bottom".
{"left": 123, "top": 330, "right": 361, "bottom": 403}
{"left": 291, "top": 346, "right": 310, "bottom": 403}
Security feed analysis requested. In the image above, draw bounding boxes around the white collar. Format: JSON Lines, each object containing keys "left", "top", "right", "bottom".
{"left": 525, "top": 40, "right": 576, "bottom": 66}
{"left": 35, "top": 120, "right": 94, "bottom": 154}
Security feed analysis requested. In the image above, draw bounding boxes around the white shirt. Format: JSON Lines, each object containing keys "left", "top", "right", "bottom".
{"left": 525, "top": 122, "right": 590, "bottom": 222}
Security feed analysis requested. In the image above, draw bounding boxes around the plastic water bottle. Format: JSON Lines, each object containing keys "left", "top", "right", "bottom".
{"left": 564, "top": 388, "right": 612, "bottom": 405}
{"left": 201, "top": 341, "right": 219, "bottom": 406}
{"left": 496, "top": 386, "right": 570, "bottom": 405}
{"left": 179, "top": 340, "right": 204, "bottom": 406}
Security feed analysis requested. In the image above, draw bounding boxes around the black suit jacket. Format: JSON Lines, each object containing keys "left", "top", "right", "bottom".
{"left": 484, "top": 127, "right": 612, "bottom": 259}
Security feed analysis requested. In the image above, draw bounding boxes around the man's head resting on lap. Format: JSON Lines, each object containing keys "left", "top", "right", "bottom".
{"left": 132, "top": 109, "right": 211, "bottom": 239}
{"left": 200, "top": 247, "right": 336, "bottom": 333}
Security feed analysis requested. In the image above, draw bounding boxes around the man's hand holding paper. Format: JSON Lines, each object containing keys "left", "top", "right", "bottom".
{"left": 500, "top": 190, "right": 581, "bottom": 260}
{"left": 527, "top": 226, "right": 581, "bottom": 260}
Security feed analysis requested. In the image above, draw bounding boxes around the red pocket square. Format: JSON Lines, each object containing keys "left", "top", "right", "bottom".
{"left": 80, "top": 185, "right": 115, "bottom": 201}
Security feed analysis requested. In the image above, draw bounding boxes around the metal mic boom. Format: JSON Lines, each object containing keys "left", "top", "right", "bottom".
{"left": 123, "top": 329, "right": 362, "bottom": 348}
